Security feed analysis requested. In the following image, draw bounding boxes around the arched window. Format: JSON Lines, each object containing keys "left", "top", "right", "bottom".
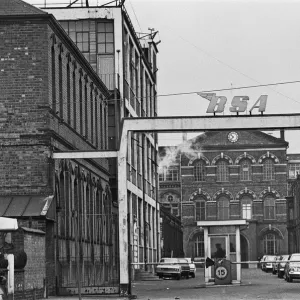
{"left": 264, "top": 196, "right": 276, "bottom": 220}
{"left": 167, "top": 195, "right": 174, "bottom": 202}
{"left": 263, "top": 158, "right": 275, "bottom": 180}
{"left": 263, "top": 233, "right": 278, "bottom": 255}
{"left": 217, "top": 196, "right": 229, "bottom": 220}
{"left": 195, "top": 197, "right": 206, "bottom": 221}
{"left": 217, "top": 160, "right": 229, "bottom": 182}
{"left": 194, "top": 234, "right": 204, "bottom": 257}
{"left": 240, "top": 159, "right": 252, "bottom": 181}
{"left": 241, "top": 196, "right": 252, "bottom": 219}
{"left": 193, "top": 160, "right": 206, "bottom": 182}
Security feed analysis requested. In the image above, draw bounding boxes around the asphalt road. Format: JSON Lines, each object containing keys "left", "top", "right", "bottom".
{"left": 131, "top": 268, "right": 300, "bottom": 300}
{"left": 48, "top": 268, "right": 300, "bottom": 300}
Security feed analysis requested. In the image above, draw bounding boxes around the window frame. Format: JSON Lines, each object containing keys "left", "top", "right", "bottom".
{"left": 263, "top": 158, "right": 275, "bottom": 181}
{"left": 193, "top": 159, "right": 206, "bottom": 182}
{"left": 264, "top": 196, "right": 276, "bottom": 220}
{"left": 195, "top": 199, "right": 206, "bottom": 221}
{"left": 240, "top": 159, "right": 252, "bottom": 181}
{"left": 217, "top": 196, "right": 230, "bottom": 220}
{"left": 216, "top": 160, "right": 229, "bottom": 182}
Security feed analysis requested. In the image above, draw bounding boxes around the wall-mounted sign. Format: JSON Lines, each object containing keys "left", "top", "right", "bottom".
{"left": 198, "top": 93, "right": 267, "bottom": 114}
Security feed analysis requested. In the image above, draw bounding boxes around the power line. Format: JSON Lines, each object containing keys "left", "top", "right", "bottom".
{"left": 161, "top": 24, "right": 300, "bottom": 105}
{"left": 156, "top": 80, "right": 300, "bottom": 105}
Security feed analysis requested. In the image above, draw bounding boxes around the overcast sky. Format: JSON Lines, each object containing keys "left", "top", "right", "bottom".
{"left": 125, "top": 0, "right": 300, "bottom": 152}
{"left": 27, "top": 0, "right": 300, "bottom": 152}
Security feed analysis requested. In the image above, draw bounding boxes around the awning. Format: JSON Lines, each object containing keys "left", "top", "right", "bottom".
{"left": 0, "top": 195, "right": 55, "bottom": 220}
{"left": 0, "top": 217, "right": 18, "bottom": 231}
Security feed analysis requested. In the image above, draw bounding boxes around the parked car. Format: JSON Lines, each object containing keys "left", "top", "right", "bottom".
{"left": 284, "top": 253, "right": 300, "bottom": 282}
{"left": 185, "top": 258, "right": 196, "bottom": 278}
{"left": 277, "top": 255, "right": 289, "bottom": 278}
{"left": 261, "top": 255, "right": 276, "bottom": 272}
{"left": 156, "top": 258, "right": 190, "bottom": 280}
{"left": 272, "top": 255, "right": 281, "bottom": 274}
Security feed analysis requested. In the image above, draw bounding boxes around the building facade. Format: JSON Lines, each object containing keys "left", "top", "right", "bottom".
{"left": 160, "top": 206, "right": 184, "bottom": 259}
{"left": 42, "top": 2, "right": 161, "bottom": 284}
{"left": 1, "top": 0, "right": 116, "bottom": 297}
{"left": 159, "top": 130, "right": 289, "bottom": 266}
{"left": 286, "top": 154, "right": 300, "bottom": 254}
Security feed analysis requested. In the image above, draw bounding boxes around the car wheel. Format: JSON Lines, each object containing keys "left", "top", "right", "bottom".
{"left": 177, "top": 274, "right": 181, "bottom": 280}
{"left": 191, "top": 273, "right": 195, "bottom": 278}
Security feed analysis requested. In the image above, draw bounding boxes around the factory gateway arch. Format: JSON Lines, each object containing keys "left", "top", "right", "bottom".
{"left": 53, "top": 113, "right": 300, "bottom": 295}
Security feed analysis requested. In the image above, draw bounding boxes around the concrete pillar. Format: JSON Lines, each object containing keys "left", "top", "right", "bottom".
{"left": 235, "top": 226, "right": 241, "bottom": 283}
{"left": 204, "top": 227, "right": 210, "bottom": 283}
{"left": 118, "top": 127, "right": 129, "bottom": 296}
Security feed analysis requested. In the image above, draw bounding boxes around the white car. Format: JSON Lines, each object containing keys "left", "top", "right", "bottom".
{"left": 185, "top": 258, "right": 196, "bottom": 278}
{"left": 156, "top": 258, "right": 190, "bottom": 280}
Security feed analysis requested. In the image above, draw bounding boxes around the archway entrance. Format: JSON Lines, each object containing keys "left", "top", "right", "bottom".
{"left": 241, "top": 235, "right": 249, "bottom": 268}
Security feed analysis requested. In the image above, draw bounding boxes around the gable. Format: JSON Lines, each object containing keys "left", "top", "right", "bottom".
{"left": 189, "top": 130, "right": 288, "bottom": 150}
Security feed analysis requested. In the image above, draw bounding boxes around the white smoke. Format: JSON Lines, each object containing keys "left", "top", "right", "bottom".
{"left": 158, "top": 135, "right": 205, "bottom": 173}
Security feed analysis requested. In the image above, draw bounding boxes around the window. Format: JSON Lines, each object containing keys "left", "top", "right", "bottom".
{"left": 263, "top": 233, "right": 277, "bottom": 255}
{"left": 159, "top": 166, "right": 179, "bottom": 181}
{"left": 97, "top": 21, "right": 114, "bottom": 54}
{"left": 217, "top": 160, "right": 229, "bottom": 182}
{"left": 217, "top": 196, "right": 229, "bottom": 220}
{"left": 264, "top": 196, "right": 276, "bottom": 220}
{"left": 171, "top": 204, "right": 179, "bottom": 216}
{"left": 263, "top": 158, "right": 275, "bottom": 180}
{"left": 195, "top": 199, "right": 206, "bottom": 221}
{"left": 240, "top": 159, "right": 252, "bottom": 181}
{"left": 241, "top": 197, "right": 252, "bottom": 219}
{"left": 194, "top": 160, "right": 206, "bottom": 181}
{"left": 167, "top": 195, "right": 174, "bottom": 202}
{"left": 288, "top": 163, "right": 300, "bottom": 179}
{"left": 194, "top": 235, "right": 204, "bottom": 257}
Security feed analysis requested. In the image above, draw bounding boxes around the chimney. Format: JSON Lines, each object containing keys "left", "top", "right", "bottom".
{"left": 280, "top": 129, "right": 285, "bottom": 140}
{"left": 182, "top": 133, "right": 187, "bottom": 143}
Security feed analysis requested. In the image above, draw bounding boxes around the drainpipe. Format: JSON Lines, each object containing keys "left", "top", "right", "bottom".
{"left": 142, "top": 134, "right": 147, "bottom": 271}
{"left": 154, "top": 133, "right": 159, "bottom": 262}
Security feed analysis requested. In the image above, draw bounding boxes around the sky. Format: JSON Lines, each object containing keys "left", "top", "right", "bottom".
{"left": 26, "top": 0, "right": 300, "bottom": 152}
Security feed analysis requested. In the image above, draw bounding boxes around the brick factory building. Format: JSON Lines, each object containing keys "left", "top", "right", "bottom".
{"left": 159, "top": 130, "right": 289, "bottom": 266}
{"left": 42, "top": 2, "right": 160, "bottom": 294}
{"left": 0, "top": 0, "right": 115, "bottom": 298}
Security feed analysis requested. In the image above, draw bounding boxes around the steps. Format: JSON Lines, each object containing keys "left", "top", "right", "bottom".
{"left": 133, "top": 269, "right": 161, "bottom": 281}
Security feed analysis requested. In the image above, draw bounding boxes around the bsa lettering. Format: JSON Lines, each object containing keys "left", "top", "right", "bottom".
{"left": 198, "top": 93, "right": 268, "bottom": 114}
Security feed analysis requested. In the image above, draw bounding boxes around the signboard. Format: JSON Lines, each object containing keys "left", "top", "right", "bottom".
{"left": 198, "top": 93, "right": 267, "bottom": 114}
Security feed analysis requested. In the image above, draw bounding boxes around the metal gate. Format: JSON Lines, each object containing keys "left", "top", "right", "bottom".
{"left": 56, "top": 213, "right": 119, "bottom": 295}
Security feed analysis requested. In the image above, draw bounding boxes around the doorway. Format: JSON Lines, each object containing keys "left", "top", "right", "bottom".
{"left": 241, "top": 235, "right": 249, "bottom": 268}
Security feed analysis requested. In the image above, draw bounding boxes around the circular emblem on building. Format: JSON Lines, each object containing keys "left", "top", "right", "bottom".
{"left": 215, "top": 266, "right": 228, "bottom": 280}
{"left": 228, "top": 132, "right": 239, "bottom": 143}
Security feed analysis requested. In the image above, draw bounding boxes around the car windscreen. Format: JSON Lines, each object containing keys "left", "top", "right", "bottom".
{"left": 266, "top": 256, "right": 276, "bottom": 261}
{"left": 160, "top": 258, "right": 178, "bottom": 264}
{"left": 290, "top": 255, "right": 300, "bottom": 262}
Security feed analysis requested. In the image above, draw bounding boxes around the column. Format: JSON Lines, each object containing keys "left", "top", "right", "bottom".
{"left": 235, "top": 226, "right": 241, "bottom": 283}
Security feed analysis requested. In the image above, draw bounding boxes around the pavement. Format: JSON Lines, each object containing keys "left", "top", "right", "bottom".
{"left": 46, "top": 268, "right": 300, "bottom": 300}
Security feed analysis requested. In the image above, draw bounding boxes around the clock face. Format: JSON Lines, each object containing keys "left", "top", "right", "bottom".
{"left": 228, "top": 132, "right": 239, "bottom": 143}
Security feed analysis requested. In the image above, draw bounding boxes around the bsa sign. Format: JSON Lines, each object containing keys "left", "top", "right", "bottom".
{"left": 198, "top": 92, "right": 267, "bottom": 114}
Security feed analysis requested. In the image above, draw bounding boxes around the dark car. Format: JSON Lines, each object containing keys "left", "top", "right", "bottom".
{"left": 284, "top": 253, "right": 300, "bottom": 282}
{"left": 277, "top": 255, "right": 289, "bottom": 278}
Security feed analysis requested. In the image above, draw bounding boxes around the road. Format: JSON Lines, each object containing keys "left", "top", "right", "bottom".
{"left": 131, "top": 268, "right": 300, "bottom": 300}
{"left": 48, "top": 268, "right": 300, "bottom": 300}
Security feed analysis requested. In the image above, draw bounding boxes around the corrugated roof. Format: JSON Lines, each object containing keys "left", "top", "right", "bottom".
{"left": 0, "top": 195, "right": 54, "bottom": 218}
{"left": 0, "top": 0, "right": 48, "bottom": 16}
